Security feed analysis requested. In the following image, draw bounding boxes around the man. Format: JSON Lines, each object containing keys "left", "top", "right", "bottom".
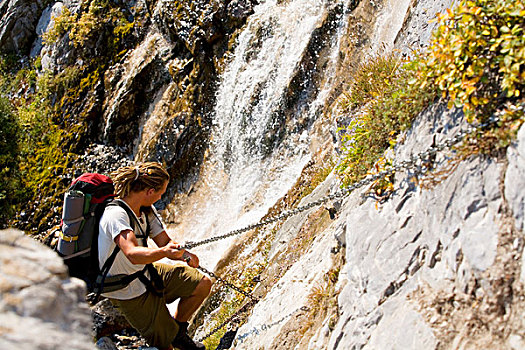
{"left": 98, "top": 163, "right": 212, "bottom": 350}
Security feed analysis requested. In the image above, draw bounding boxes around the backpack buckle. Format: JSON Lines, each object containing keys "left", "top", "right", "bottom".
{"left": 59, "top": 232, "right": 79, "bottom": 242}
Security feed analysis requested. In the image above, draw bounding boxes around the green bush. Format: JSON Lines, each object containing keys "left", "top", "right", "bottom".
{"left": 0, "top": 96, "right": 22, "bottom": 227}
{"left": 0, "top": 56, "right": 75, "bottom": 230}
{"left": 43, "top": 0, "right": 135, "bottom": 58}
{"left": 0, "top": 0, "right": 140, "bottom": 231}
{"left": 336, "top": 54, "right": 437, "bottom": 186}
{"left": 420, "top": 0, "right": 525, "bottom": 121}
{"left": 337, "top": 0, "right": 525, "bottom": 189}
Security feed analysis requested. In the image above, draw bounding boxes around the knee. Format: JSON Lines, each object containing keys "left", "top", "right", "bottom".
{"left": 197, "top": 276, "right": 212, "bottom": 296}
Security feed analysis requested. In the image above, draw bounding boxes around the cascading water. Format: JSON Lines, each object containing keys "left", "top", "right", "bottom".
{"left": 167, "top": 0, "right": 353, "bottom": 269}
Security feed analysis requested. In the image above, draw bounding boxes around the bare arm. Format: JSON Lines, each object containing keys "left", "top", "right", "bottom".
{"left": 151, "top": 231, "right": 200, "bottom": 268}
{"left": 151, "top": 231, "right": 172, "bottom": 247}
{"left": 115, "top": 229, "right": 186, "bottom": 264}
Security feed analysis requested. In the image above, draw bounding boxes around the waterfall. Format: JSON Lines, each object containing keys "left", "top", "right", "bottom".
{"left": 167, "top": 0, "right": 352, "bottom": 269}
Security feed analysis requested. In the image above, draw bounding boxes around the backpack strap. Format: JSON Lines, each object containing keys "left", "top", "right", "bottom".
{"left": 102, "top": 200, "right": 165, "bottom": 297}
{"left": 126, "top": 204, "right": 165, "bottom": 297}
{"left": 92, "top": 244, "right": 121, "bottom": 300}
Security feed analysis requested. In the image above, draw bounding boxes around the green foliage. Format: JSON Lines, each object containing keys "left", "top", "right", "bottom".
{"left": 203, "top": 261, "right": 267, "bottom": 349}
{"left": 0, "top": 96, "right": 22, "bottom": 226}
{"left": 0, "top": 56, "right": 76, "bottom": 230}
{"left": 300, "top": 161, "right": 335, "bottom": 199}
{"left": 42, "top": 7, "right": 75, "bottom": 44}
{"left": 342, "top": 54, "right": 403, "bottom": 109}
{"left": 43, "top": 0, "right": 135, "bottom": 51}
{"left": 37, "top": 66, "right": 82, "bottom": 103}
{"left": 420, "top": 0, "right": 525, "bottom": 121}
{"left": 337, "top": 0, "right": 525, "bottom": 189}
{"left": 0, "top": 1, "right": 142, "bottom": 230}
{"left": 16, "top": 95, "right": 71, "bottom": 199}
{"left": 336, "top": 54, "right": 437, "bottom": 186}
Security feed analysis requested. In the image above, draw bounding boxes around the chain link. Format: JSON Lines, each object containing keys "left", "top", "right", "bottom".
{"left": 197, "top": 265, "right": 259, "bottom": 303}
{"left": 182, "top": 105, "right": 525, "bottom": 251}
{"left": 194, "top": 265, "right": 259, "bottom": 342}
{"left": 234, "top": 305, "right": 310, "bottom": 344}
{"left": 198, "top": 298, "right": 259, "bottom": 343}
{"left": 182, "top": 117, "right": 499, "bottom": 249}
{"left": 191, "top": 102, "right": 524, "bottom": 343}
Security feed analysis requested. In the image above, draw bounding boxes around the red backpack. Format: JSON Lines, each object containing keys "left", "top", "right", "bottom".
{"left": 58, "top": 173, "right": 115, "bottom": 291}
{"left": 58, "top": 173, "right": 164, "bottom": 302}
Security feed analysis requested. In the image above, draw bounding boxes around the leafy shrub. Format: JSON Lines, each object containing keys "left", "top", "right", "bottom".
{"left": 0, "top": 56, "right": 77, "bottom": 230}
{"left": 336, "top": 54, "right": 437, "bottom": 186}
{"left": 0, "top": 96, "right": 22, "bottom": 227}
{"left": 337, "top": 0, "right": 524, "bottom": 189}
{"left": 341, "top": 54, "right": 403, "bottom": 110}
{"left": 16, "top": 96, "right": 71, "bottom": 198}
{"left": 420, "top": 0, "right": 525, "bottom": 121}
{"left": 43, "top": 0, "right": 135, "bottom": 50}
{"left": 0, "top": 0, "right": 140, "bottom": 231}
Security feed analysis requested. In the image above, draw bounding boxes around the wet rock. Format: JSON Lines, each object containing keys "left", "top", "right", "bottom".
{"left": 102, "top": 33, "right": 172, "bottom": 153}
{"left": 96, "top": 336, "right": 118, "bottom": 350}
{"left": 226, "top": 0, "right": 256, "bottom": 26}
{"left": 0, "top": 229, "right": 94, "bottom": 350}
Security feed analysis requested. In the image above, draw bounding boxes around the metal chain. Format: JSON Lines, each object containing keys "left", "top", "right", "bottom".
{"left": 183, "top": 110, "right": 520, "bottom": 251}
{"left": 197, "top": 265, "right": 259, "bottom": 303}
{"left": 192, "top": 102, "right": 524, "bottom": 343}
{"left": 193, "top": 266, "right": 259, "bottom": 341}
{"left": 198, "top": 298, "right": 259, "bottom": 343}
{"left": 234, "top": 306, "right": 310, "bottom": 344}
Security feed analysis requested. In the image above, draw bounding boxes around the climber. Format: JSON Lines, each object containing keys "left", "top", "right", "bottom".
{"left": 98, "top": 162, "right": 212, "bottom": 350}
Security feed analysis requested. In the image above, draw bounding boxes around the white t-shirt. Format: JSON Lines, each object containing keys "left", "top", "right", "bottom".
{"left": 98, "top": 200, "right": 165, "bottom": 300}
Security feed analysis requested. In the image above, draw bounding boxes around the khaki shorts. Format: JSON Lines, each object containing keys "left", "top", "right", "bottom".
{"left": 110, "top": 262, "right": 204, "bottom": 349}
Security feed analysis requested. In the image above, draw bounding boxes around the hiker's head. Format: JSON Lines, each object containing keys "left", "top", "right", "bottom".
{"left": 112, "top": 162, "right": 170, "bottom": 199}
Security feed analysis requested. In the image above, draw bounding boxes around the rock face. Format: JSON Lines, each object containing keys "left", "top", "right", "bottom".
{"left": 230, "top": 106, "right": 525, "bottom": 350}
{"left": 0, "top": 0, "right": 49, "bottom": 55}
{"left": 30, "top": 1, "right": 63, "bottom": 58}
{"left": 328, "top": 107, "right": 524, "bottom": 349}
{"left": 223, "top": 0, "right": 525, "bottom": 348}
{"left": 0, "top": 229, "right": 94, "bottom": 350}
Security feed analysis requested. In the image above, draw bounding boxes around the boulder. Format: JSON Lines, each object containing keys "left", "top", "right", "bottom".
{"left": 0, "top": 229, "right": 94, "bottom": 350}
{"left": 0, "top": 0, "right": 48, "bottom": 55}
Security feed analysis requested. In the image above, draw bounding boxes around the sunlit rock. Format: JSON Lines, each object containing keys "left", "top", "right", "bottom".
{"left": 0, "top": 229, "right": 93, "bottom": 350}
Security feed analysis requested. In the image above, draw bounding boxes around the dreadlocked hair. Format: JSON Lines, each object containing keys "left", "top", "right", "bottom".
{"left": 111, "top": 162, "right": 170, "bottom": 198}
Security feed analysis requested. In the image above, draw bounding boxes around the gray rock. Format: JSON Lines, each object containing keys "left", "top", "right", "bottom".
{"left": 92, "top": 298, "right": 132, "bottom": 339}
{"left": 0, "top": 0, "right": 48, "bottom": 54}
{"left": 0, "top": 229, "right": 94, "bottom": 350}
{"left": 505, "top": 123, "right": 525, "bottom": 233}
{"left": 394, "top": 0, "right": 456, "bottom": 55}
{"left": 365, "top": 298, "right": 437, "bottom": 349}
{"left": 334, "top": 222, "right": 346, "bottom": 248}
{"left": 508, "top": 334, "right": 525, "bottom": 350}
{"left": 328, "top": 103, "right": 504, "bottom": 349}
{"left": 30, "top": 2, "right": 64, "bottom": 58}
{"left": 96, "top": 336, "right": 118, "bottom": 350}
{"left": 507, "top": 124, "right": 525, "bottom": 285}
{"left": 227, "top": 0, "right": 255, "bottom": 24}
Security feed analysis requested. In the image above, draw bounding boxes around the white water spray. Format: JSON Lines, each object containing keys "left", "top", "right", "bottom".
{"left": 167, "top": 0, "right": 351, "bottom": 269}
